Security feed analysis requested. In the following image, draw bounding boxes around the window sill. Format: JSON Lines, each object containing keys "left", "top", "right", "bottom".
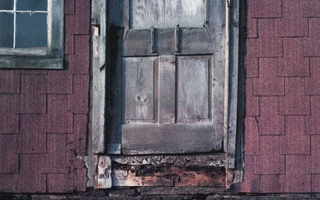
{"left": 0, "top": 56, "right": 64, "bottom": 69}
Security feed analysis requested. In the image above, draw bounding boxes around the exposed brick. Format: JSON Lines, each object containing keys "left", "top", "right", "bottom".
{"left": 67, "top": 114, "right": 88, "bottom": 156}
{"left": 65, "top": 14, "right": 76, "bottom": 35}
{"left": 75, "top": 159, "right": 87, "bottom": 191}
{"left": 250, "top": 0, "right": 282, "bottom": 18}
{"left": 65, "top": 0, "right": 75, "bottom": 15}
{"left": 16, "top": 154, "right": 47, "bottom": 193}
{"left": 259, "top": 19, "right": 278, "bottom": 38}
{"left": 260, "top": 175, "right": 284, "bottom": 193}
{"left": 303, "top": 18, "right": 320, "bottom": 57}
{"left": 303, "top": 0, "right": 320, "bottom": 17}
{"left": 65, "top": 34, "right": 75, "bottom": 55}
{"left": 69, "top": 35, "right": 90, "bottom": 74}
{"left": 0, "top": 113, "right": 18, "bottom": 133}
{"left": 307, "top": 96, "right": 320, "bottom": 135}
{"left": 279, "top": 78, "right": 310, "bottom": 115}
{"left": 253, "top": 58, "right": 284, "bottom": 96}
{"left": 257, "top": 97, "right": 284, "bottom": 135}
{"left": 47, "top": 173, "right": 77, "bottom": 193}
{"left": 276, "top": 18, "right": 308, "bottom": 37}
{"left": 306, "top": 58, "right": 320, "bottom": 95}
{"left": 42, "top": 95, "right": 73, "bottom": 133}
{"left": 279, "top": 38, "right": 309, "bottom": 77}
{"left": 246, "top": 57, "right": 259, "bottom": 78}
{"left": 15, "top": 114, "right": 46, "bottom": 154}
{"left": 0, "top": 135, "right": 18, "bottom": 173}
{"left": 311, "top": 135, "right": 320, "bottom": 173}
{"left": 245, "top": 79, "right": 259, "bottom": 116}
{"left": 17, "top": 70, "right": 48, "bottom": 75}
{"left": 283, "top": 155, "right": 311, "bottom": 193}
{"left": 19, "top": 75, "right": 46, "bottom": 113}
{"left": 241, "top": 156, "right": 260, "bottom": 193}
{"left": 244, "top": 117, "right": 259, "bottom": 155}
{"left": 75, "top": 0, "right": 90, "bottom": 34}
{"left": 0, "top": 174, "right": 13, "bottom": 192}
{"left": 71, "top": 75, "right": 89, "bottom": 114}
{"left": 247, "top": 18, "right": 257, "bottom": 38}
{"left": 282, "top": 0, "right": 305, "bottom": 18}
{"left": 41, "top": 71, "right": 72, "bottom": 94}
{"left": 276, "top": 0, "right": 308, "bottom": 37}
{"left": 312, "top": 175, "right": 320, "bottom": 192}
{"left": 0, "top": 71, "right": 20, "bottom": 93}
{"left": 280, "top": 116, "right": 310, "bottom": 155}
{"left": 40, "top": 134, "right": 72, "bottom": 174}
{"left": 0, "top": 94, "right": 8, "bottom": 112}
{"left": 255, "top": 136, "right": 285, "bottom": 175}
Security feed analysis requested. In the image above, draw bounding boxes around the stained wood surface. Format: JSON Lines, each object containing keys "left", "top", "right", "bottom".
{"left": 125, "top": 57, "right": 157, "bottom": 121}
{"left": 123, "top": 28, "right": 213, "bottom": 56}
{"left": 112, "top": 164, "right": 225, "bottom": 187}
{"left": 122, "top": 123, "right": 215, "bottom": 154}
{"left": 177, "top": 56, "right": 211, "bottom": 123}
{"left": 159, "top": 55, "right": 176, "bottom": 124}
{"left": 131, "top": 0, "right": 206, "bottom": 29}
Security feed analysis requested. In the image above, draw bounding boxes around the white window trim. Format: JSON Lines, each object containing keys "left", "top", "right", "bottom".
{"left": 0, "top": 0, "right": 64, "bottom": 69}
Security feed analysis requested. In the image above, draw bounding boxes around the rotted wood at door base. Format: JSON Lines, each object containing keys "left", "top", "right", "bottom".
{"left": 111, "top": 154, "right": 226, "bottom": 187}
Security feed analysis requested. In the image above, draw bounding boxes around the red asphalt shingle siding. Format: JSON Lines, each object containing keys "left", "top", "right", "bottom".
{"left": 243, "top": 0, "right": 320, "bottom": 193}
{"left": 0, "top": 0, "right": 89, "bottom": 193}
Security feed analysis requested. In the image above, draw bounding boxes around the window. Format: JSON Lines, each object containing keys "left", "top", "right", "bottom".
{"left": 0, "top": 0, "right": 64, "bottom": 69}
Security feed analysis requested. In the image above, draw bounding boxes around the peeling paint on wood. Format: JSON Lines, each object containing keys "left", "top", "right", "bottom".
{"left": 112, "top": 154, "right": 225, "bottom": 167}
{"left": 111, "top": 154, "right": 226, "bottom": 187}
{"left": 112, "top": 164, "right": 225, "bottom": 187}
{"left": 96, "top": 156, "right": 112, "bottom": 189}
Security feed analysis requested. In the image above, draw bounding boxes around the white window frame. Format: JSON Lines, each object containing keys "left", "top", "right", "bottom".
{"left": 0, "top": 0, "right": 64, "bottom": 69}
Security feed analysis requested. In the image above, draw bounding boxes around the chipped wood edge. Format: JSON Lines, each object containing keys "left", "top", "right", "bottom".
{"left": 96, "top": 155, "right": 112, "bottom": 188}
{"left": 224, "top": 0, "right": 240, "bottom": 186}
{"left": 91, "top": 0, "right": 106, "bottom": 154}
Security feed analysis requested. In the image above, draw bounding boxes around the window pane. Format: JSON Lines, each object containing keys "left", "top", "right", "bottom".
{"left": 16, "top": 13, "right": 47, "bottom": 48}
{"left": 16, "top": 0, "right": 47, "bottom": 11}
{"left": 0, "top": 13, "right": 13, "bottom": 48}
{"left": 0, "top": 0, "right": 13, "bottom": 10}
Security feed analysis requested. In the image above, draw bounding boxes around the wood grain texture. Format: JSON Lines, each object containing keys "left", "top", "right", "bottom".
{"left": 131, "top": 0, "right": 206, "bottom": 29}
{"left": 91, "top": 0, "right": 106, "bottom": 154}
{"left": 125, "top": 57, "right": 158, "bottom": 121}
{"left": 177, "top": 56, "right": 212, "bottom": 123}
{"left": 159, "top": 55, "right": 175, "bottom": 124}
{"left": 122, "top": 123, "right": 215, "bottom": 154}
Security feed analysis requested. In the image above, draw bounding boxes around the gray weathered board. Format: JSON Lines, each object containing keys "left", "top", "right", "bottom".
{"left": 106, "top": 0, "right": 228, "bottom": 155}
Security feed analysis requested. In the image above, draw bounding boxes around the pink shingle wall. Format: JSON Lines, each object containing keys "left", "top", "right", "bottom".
{"left": 0, "top": 0, "right": 89, "bottom": 193}
{"left": 243, "top": 0, "right": 320, "bottom": 193}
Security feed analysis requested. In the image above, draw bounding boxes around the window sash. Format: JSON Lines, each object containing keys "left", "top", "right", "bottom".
{"left": 0, "top": 0, "right": 63, "bottom": 58}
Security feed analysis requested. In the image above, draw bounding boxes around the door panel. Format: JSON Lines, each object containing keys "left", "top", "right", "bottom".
{"left": 130, "top": 0, "right": 206, "bottom": 29}
{"left": 124, "top": 57, "right": 158, "bottom": 122}
{"left": 177, "top": 56, "right": 212, "bottom": 123}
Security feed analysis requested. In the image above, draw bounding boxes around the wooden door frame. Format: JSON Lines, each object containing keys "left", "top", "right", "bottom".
{"left": 88, "top": 0, "right": 240, "bottom": 189}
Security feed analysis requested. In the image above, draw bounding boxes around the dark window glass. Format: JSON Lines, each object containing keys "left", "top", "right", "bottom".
{"left": 16, "top": 0, "right": 47, "bottom": 11}
{"left": 16, "top": 13, "right": 47, "bottom": 48}
{"left": 0, "top": 13, "right": 13, "bottom": 48}
{"left": 0, "top": 0, "right": 14, "bottom": 10}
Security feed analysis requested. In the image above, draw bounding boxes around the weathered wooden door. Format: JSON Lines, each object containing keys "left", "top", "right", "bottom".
{"left": 107, "top": 0, "right": 226, "bottom": 155}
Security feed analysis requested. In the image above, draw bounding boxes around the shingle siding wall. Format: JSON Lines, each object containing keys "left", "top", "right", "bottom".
{"left": 243, "top": 0, "right": 320, "bottom": 193}
{"left": 0, "top": 0, "right": 89, "bottom": 193}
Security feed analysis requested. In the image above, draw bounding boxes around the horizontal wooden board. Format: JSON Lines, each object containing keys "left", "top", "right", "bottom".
{"left": 130, "top": 0, "right": 206, "bottom": 29}
{"left": 112, "top": 165, "right": 225, "bottom": 187}
{"left": 122, "top": 123, "right": 216, "bottom": 154}
{"left": 123, "top": 28, "right": 213, "bottom": 56}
